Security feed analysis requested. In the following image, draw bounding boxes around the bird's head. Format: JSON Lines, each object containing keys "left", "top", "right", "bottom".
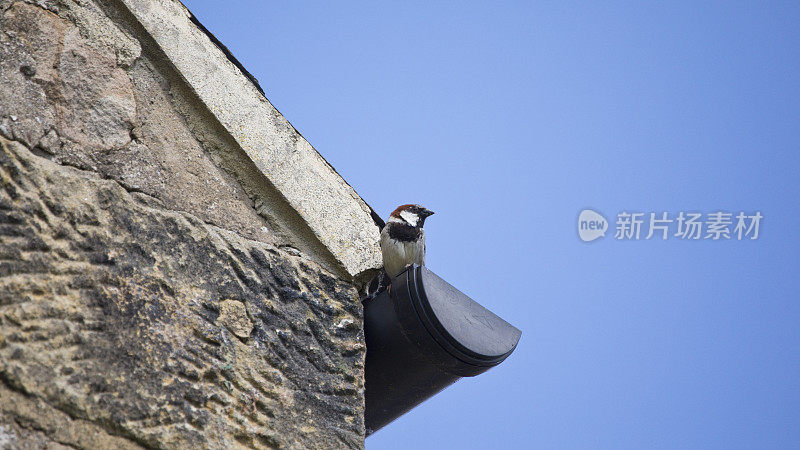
{"left": 389, "top": 204, "right": 435, "bottom": 228}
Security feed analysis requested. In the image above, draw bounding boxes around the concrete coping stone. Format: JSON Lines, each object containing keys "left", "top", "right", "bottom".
{"left": 116, "top": 0, "right": 383, "bottom": 280}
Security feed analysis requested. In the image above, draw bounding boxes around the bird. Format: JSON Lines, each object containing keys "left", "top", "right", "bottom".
{"left": 380, "top": 204, "right": 435, "bottom": 278}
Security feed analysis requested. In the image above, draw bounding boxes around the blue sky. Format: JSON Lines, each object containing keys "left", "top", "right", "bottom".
{"left": 182, "top": 1, "right": 800, "bottom": 448}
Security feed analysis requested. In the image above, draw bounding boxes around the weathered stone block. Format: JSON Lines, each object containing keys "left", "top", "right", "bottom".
{"left": 0, "top": 0, "right": 371, "bottom": 447}
{"left": 0, "top": 135, "right": 365, "bottom": 448}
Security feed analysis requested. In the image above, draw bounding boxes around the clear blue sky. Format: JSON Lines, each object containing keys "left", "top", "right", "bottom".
{"left": 182, "top": 1, "right": 800, "bottom": 448}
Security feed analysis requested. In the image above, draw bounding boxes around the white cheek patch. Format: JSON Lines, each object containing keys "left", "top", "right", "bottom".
{"left": 399, "top": 210, "right": 419, "bottom": 227}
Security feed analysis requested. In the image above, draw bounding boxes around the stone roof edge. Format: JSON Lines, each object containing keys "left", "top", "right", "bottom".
{"left": 116, "top": 0, "right": 383, "bottom": 281}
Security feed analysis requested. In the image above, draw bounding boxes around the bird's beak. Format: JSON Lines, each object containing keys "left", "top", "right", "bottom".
{"left": 421, "top": 209, "right": 434, "bottom": 218}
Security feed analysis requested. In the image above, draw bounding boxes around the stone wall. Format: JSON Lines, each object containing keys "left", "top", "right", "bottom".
{"left": 0, "top": 0, "right": 368, "bottom": 448}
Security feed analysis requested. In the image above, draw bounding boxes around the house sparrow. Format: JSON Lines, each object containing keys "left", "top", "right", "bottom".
{"left": 380, "top": 204, "right": 435, "bottom": 278}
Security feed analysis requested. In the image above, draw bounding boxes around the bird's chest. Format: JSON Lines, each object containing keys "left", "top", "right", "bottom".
{"left": 380, "top": 227, "right": 425, "bottom": 268}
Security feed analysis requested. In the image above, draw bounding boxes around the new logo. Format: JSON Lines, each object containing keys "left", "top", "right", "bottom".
{"left": 578, "top": 209, "right": 608, "bottom": 242}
